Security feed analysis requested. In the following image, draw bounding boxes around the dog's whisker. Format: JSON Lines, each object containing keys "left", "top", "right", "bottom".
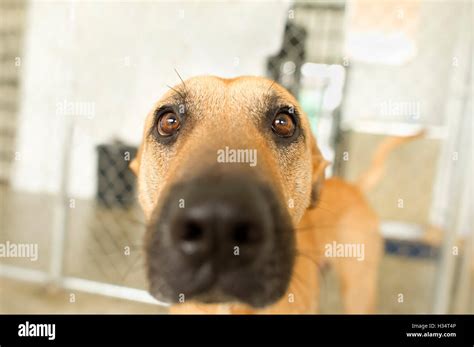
{"left": 294, "top": 225, "right": 337, "bottom": 232}
{"left": 295, "top": 251, "right": 327, "bottom": 281}
{"left": 294, "top": 227, "right": 338, "bottom": 234}
{"left": 316, "top": 198, "right": 354, "bottom": 211}
{"left": 288, "top": 269, "right": 314, "bottom": 312}
{"left": 294, "top": 252, "right": 325, "bottom": 281}
{"left": 312, "top": 204, "right": 338, "bottom": 216}
{"left": 174, "top": 68, "right": 188, "bottom": 97}
{"left": 265, "top": 79, "right": 276, "bottom": 96}
{"left": 295, "top": 251, "right": 320, "bottom": 268}
{"left": 294, "top": 222, "right": 363, "bottom": 232}
{"left": 296, "top": 247, "right": 323, "bottom": 254}
{"left": 166, "top": 84, "right": 186, "bottom": 100}
{"left": 294, "top": 251, "right": 330, "bottom": 305}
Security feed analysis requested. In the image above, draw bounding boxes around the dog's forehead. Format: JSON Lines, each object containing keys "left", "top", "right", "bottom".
{"left": 158, "top": 76, "right": 297, "bottom": 107}
{"left": 185, "top": 75, "right": 276, "bottom": 94}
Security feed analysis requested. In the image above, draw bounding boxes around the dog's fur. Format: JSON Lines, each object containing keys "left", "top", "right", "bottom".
{"left": 131, "top": 76, "right": 419, "bottom": 314}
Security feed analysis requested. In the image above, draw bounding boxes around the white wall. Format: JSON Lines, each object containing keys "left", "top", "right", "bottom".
{"left": 341, "top": 1, "right": 468, "bottom": 127}
{"left": 12, "top": 1, "right": 290, "bottom": 198}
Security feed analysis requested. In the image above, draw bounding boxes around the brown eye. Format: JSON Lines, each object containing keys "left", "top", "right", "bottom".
{"left": 157, "top": 112, "right": 180, "bottom": 136}
{"left": 272, "top": 113, "right": 295, "bottom": 137}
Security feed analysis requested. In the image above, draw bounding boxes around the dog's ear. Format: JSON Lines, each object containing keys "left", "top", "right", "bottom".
{"left": 129, "top": 143, "right": 143, "bottom": 176}
{"left": 309, "top": 132, "right": 329, "bottom": 208}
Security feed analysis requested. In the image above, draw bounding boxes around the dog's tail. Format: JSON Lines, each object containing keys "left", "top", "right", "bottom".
{"left": 356, "top": 130, "right": 425, "bottom": 193}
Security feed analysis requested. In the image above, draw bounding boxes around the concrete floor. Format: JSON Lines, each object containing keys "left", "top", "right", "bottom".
{"left": 0, "top": 277, "right": 166, "bottom": 314}
{"left": 1, "top": 186, "right": 471, "bottom": 313}
{"left": 0, "top": 255, "right": 444, "bottom": 314}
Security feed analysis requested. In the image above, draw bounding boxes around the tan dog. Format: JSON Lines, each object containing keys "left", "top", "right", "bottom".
{"left": 130, "top": 76, "right": 417, "bottom": 314}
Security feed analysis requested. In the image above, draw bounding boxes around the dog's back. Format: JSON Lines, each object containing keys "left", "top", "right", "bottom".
{"left": 306, "top": 131, "right": 425, "bottom": 312}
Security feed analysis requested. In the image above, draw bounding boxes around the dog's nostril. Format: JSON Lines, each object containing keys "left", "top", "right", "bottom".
{"left": 175, "top": 219, "right": 212, "bottom": 257}
{"left": 232, "top": 222, "right": 259, "bottom": 244}
{"left": 182, "top": 221, "right": 204, "bottom": 242}
{"left": 232, "top": 223, "right": 249, "bottom": 244}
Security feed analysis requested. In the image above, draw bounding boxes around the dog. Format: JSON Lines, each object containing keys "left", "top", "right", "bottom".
{"left": 130, "top": 75, "right": 420, "bottom": 314}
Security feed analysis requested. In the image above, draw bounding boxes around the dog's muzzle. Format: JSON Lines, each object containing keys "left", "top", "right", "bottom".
{"left": 146, "top": 174, "right": 295, "bottom": 308}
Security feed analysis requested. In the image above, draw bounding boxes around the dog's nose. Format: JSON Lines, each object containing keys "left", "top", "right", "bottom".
{"left": 172, "top": 202, "right": 265, "bottom": 264}
{"left": 167, "top": 178, "right": 273, "bottom": 269}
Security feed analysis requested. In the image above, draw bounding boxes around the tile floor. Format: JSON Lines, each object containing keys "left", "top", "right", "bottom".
{"left": 1, "top": 186, "right": 471, "bottom": 313}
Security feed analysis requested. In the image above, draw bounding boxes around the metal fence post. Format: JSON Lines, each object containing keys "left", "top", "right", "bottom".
{"left": 48, "top": 120, "right": 74, "bottom": 286}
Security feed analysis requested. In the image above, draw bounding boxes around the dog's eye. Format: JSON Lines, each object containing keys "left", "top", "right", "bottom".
{"left": 157, "top": 112, "right": 181, "bottom": 136}
{"left": 272, "top": 112, "right": 295, "bottom": 137}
